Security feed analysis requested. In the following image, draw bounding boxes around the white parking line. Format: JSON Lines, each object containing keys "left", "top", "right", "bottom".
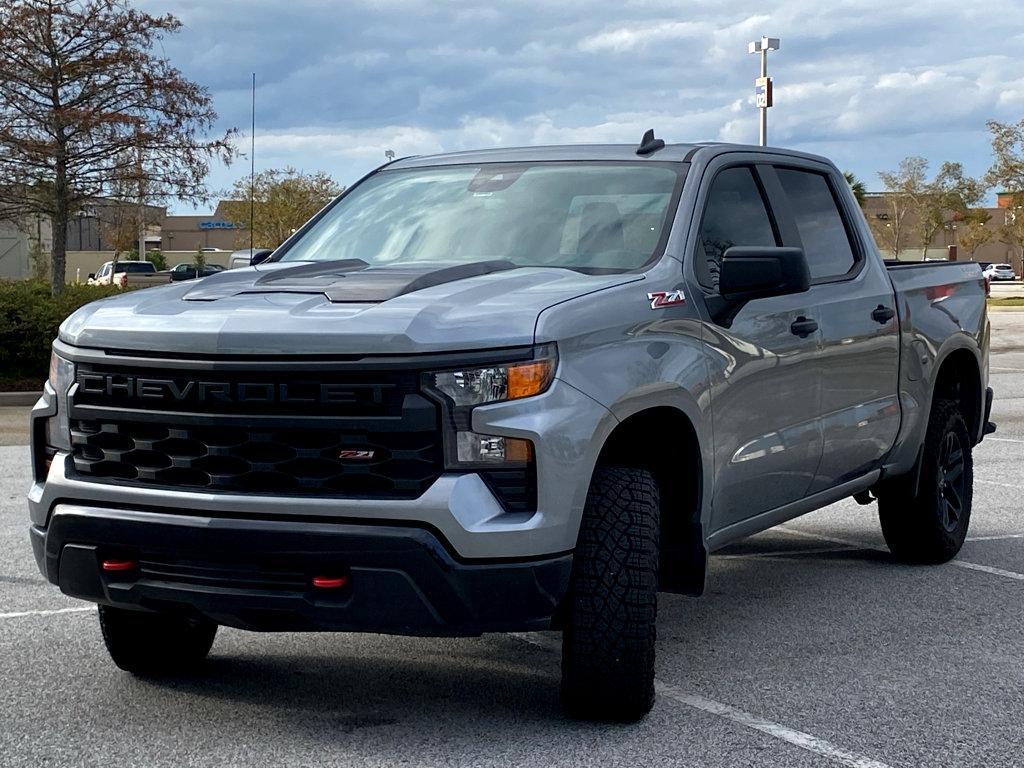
{"left": 655, "top": 681, "right": 889, "bottom": 768}
{"left": 952, "top": 561, "right": 1024, "bottom": 581}
{"left": 985, "top": 436, "right": 1024, "bottom": 443}
{"left": 967, "top": 533, "right": 1024, "bottom": 542}
{"left": 776, "top": 527, "right": 1024, "bottom": 583}
{"left": 512, "top": 632, "right": 888, "bottom": 768}
{"left": 0, "top": 606, "right": 93, "bottom": 620}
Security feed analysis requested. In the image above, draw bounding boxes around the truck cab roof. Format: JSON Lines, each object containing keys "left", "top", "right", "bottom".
{"left": 388, "top": 142, "right": 833, "bottom": 168}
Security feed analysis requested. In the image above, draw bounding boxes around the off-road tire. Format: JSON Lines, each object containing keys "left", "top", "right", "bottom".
{"left": 99, "top": 605, "right": 217, "bottom": 675}
{"left": 879, "top": 398, "right": 973, "bottom": 563}
{"left": 561, "top": 466, "right": 659, "bottom": 722}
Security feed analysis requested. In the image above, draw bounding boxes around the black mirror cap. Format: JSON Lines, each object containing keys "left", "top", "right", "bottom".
{"left": 87, "top": 273, "right": 95, "bottom": 280}
{"left": 250, "top": 249, "right": 273, "bottom": 266}
{"left": 719, "top": 246, "right": 810, "bottom": 302}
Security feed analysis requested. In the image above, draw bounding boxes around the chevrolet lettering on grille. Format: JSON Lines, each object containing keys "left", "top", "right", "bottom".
{"left": 76, "top": 372, "right": 387, "bottom": 406}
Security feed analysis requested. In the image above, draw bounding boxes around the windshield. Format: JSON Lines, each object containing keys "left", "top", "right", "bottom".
{"left": 276, "top": 162, "right": 684, "bottom": 272}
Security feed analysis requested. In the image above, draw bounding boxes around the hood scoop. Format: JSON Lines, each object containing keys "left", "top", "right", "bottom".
{"left": 184, "top": 259, "right": 519, "bottom": 303}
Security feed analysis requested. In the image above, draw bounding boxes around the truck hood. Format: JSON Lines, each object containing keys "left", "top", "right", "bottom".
{"left": 59, "top": 260, "right": 641, "bottom": 355}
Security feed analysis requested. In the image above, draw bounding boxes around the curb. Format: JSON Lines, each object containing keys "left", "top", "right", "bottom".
{"left": 0, "top": 392, "right": 41, "bottom": 407}
{"left": 987, "top": 306, "right": 1024, "bottom": 312}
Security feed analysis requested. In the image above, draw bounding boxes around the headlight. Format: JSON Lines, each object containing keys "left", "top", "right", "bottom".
{"left": 428, "top": 349, "right": 556, "bottom": 406}
{"left": 425, "top": 346, "right": 555, "bottom": 468}
{"left": 46, "top": 350, "right": 75, "bottom": 451}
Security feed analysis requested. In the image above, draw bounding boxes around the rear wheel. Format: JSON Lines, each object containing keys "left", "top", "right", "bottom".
{"left": 878, "top": 399, "right": 973, "bottom": 563}
{"left": 560, "top": 466, "right": 659, "bottom": 722}
{"left": 99, "top": 605, "right": 217, "bottom": 675}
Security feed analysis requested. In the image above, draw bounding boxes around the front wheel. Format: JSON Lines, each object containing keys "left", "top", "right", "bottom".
{"left": 99, "top": 605, "right": 217, "bottom": 675}
{"left": 560, "top": 466, "right": 660, "bottom": 722}
{"left": 878, "top": 398, "right": 973, "bottom": 563}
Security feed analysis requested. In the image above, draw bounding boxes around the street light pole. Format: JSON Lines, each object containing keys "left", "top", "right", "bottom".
{"left": 747, "top": 36, "right": 780, "bottom": 146}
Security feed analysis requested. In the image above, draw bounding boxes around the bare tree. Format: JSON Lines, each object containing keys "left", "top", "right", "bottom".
{"left": 871, "top": 157, "right": 928, "bottom": 258}
{"left": 220, "top": 168, "right": 344, "bottom": 249}
{"left": 958, "top": 211, "right": 993, "bottom": 259}
{"left": 0, "top": 0, "right": 235, "bottom": 294}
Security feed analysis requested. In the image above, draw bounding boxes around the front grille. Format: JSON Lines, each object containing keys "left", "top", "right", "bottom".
{"left": 70, "top": 419, "right": 442, "bottom": 497}
{"left": 65, "top": 357, "right": 535, "bottom": 511}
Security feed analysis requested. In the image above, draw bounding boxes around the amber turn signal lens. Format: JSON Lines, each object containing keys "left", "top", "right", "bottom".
{"left": 507, "top": 360, "right": 555, "bottom": 400}
{"left": 504, "top": 438, "right": 534, "bottom": 462}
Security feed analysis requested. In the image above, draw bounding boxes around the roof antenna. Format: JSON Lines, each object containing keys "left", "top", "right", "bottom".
{"left": 636, "top": 128, "right": 665, "bottom": 156}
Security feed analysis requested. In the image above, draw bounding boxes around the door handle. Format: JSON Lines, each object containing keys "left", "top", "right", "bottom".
{"left": 790, "top": 316, "right": 818, "bottom": 338}
{"left": 871, "top": 305, "right": 895, "bottom": 324}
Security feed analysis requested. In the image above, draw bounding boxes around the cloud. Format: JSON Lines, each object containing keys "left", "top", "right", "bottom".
{"left": 137, "top": 0, "right": 1023, "bottom": 209}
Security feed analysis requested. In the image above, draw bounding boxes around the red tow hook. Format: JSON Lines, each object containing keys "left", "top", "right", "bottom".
{"left": 101, "top": 559, "right": 138, "bottom": 573}
{"left": 311, "top": 575, "right": 349, "bottom": 590}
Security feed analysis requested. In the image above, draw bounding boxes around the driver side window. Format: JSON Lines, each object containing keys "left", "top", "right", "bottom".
{"left": 697, "top": 166, "right": 778, "bottom": 290}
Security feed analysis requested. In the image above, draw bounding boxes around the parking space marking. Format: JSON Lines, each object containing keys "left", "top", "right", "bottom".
{"left": 776, "top": 527, "right": 1024, "bottom": 584}
{"left": 512, "top": 632, "right": 888, "bottom": 768}
{"left": 953, "top": 561, "right": 1024, "bottom": 581}
{"left": 985, "top": 436, "right": 1024, "bottom": 443}
{"left": 654, "top": 681, "right": 889, "bottom": 768}
{"left": 0, "top": 607, "right": 93, "bottom": 620}
{"left": 967, "top": 533, "right": 1024, "bottom": 542}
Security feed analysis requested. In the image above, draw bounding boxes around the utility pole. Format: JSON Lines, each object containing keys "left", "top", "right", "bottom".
{"left": 747, "top": 36, "right": 780, "bottom": 146}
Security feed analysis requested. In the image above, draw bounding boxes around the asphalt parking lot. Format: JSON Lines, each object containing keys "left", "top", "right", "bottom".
{"left": 1, "top": 319, "right": 1022, "bottom": 767}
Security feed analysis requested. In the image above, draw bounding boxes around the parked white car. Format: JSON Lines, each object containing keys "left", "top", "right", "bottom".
{"left": 982, "top": 263, "right": 1018, "bottom": 281}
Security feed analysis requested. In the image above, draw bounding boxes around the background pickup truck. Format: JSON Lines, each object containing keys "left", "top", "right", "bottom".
{"left": 86, "top": 259, "right": 171, "bottom": 289}
{"left": 30, "top": 138, "right": 992, "bottom": 722}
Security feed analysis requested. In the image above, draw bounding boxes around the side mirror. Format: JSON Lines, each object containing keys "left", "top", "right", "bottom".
{"left": 719, "top": 246, "right": 810, "bottom": 302}
{"left": 250, "top": 250, "right": 272, "bottom": 266}
{"left": 87, "top": 273, "right": 95, "bottom": 280}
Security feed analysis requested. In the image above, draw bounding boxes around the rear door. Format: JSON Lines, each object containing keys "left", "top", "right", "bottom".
{"left": 768, "top": 162, "right": 900, "bottom": 492}
{"left": 694, "top": 159, "right": 824, "bottom": 531}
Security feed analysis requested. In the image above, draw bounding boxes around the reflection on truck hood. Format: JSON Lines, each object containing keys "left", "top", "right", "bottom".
{"left": 59, "top": 262, "right": 641, "bottom": 355}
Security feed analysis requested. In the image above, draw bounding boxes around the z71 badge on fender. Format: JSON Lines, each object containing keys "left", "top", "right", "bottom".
{"left": 647, "top": 290, "right": 686, "bottom": 309}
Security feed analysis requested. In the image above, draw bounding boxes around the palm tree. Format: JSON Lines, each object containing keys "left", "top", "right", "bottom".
{"left": 844, "top": 171, "right": 867, "bottom": 208}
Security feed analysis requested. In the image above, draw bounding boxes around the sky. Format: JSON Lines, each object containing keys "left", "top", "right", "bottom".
{"left": 138, "top": 0, "right": 1024, "bottom": 213}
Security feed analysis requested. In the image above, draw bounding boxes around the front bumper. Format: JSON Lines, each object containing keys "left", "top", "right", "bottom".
{"left": 31, "top": 505, "right": 572, "bottom": 635}
{"left": 29, "top": 376, "right": 613, "bottom": 560}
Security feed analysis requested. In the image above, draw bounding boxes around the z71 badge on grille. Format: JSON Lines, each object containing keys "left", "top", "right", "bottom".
{"left": 647, "top": 290, "right": 685, "bottom": 309}
{"left": 338, "top": 450, "right": 375, "bottom": 460}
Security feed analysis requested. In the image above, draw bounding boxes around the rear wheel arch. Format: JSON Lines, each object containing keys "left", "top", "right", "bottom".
{"left": 591, "top": 405, "right": 706, "bottom": 595}
{"left": 931, "top": 347, "right": 983, "bottom": 443}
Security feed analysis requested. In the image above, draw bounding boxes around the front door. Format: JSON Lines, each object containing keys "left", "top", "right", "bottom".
{"left": 694, "top": 163, "right": 823, "bottom": 532}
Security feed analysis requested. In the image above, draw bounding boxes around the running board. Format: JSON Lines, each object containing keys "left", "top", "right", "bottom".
{"left": 705, "top": 471, "right": 881, "bottom": 552}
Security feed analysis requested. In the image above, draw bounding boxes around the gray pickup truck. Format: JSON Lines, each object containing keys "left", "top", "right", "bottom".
{"left": 30, "top": 137, "right": 993, "bottom": 721}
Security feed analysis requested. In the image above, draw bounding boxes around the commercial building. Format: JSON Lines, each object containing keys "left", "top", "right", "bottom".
{"left": 862, "top": 193, "right": 1022, "bottom": 272}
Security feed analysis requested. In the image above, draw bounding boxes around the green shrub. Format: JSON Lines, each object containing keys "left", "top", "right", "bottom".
{"left": 0, "top": 280, "right": 122, "bottom": 391}
{"left": 145, "top": 249, "right": 167, "bottom": 270}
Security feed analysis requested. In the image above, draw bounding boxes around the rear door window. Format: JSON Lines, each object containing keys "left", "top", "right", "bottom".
{"left": 775, "top": 169, "right": 857, "bottom": 281}
{"left": 697, "top": 166, "right": 778, "bottom": 289}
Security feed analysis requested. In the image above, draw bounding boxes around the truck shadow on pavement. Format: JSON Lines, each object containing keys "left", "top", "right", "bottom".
{"left": 102, "top": 542, "right": 927, "bottom": 724}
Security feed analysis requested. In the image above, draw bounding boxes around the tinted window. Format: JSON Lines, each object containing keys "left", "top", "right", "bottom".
{"left": 120, "top": 262, "right": 155, "bottom": 273}
{"left": 698, "top": 167, "right": 777, "bottom": 288}
{"left": 776, "top": 169, "right": 856, "bottom": 280}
